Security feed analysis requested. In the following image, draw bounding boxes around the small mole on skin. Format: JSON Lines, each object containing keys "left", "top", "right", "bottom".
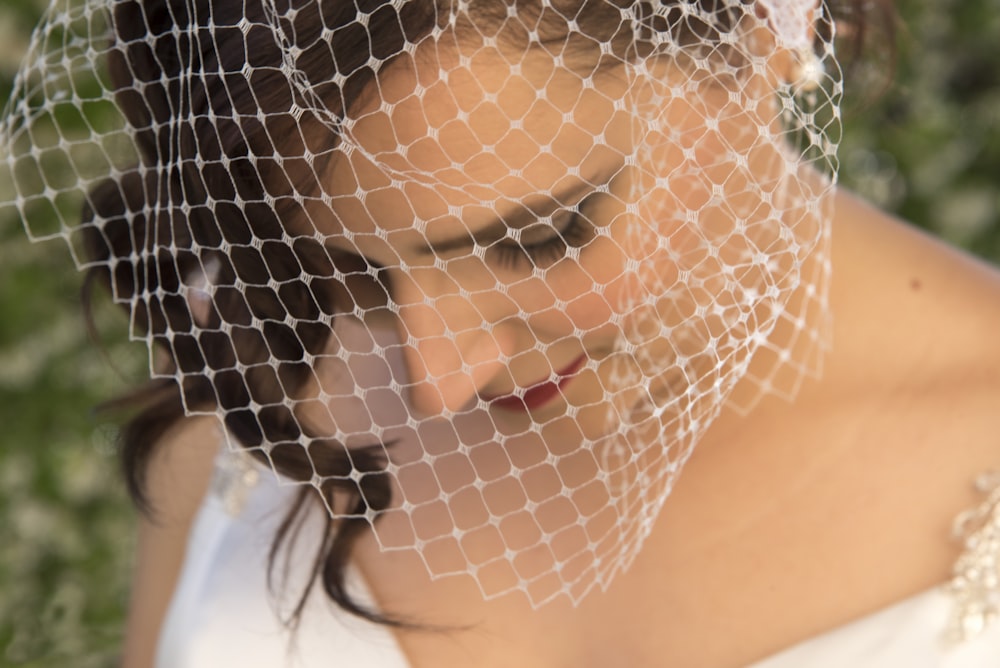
{"left": 910, "top": 278, "right": 922, "bottom": 291}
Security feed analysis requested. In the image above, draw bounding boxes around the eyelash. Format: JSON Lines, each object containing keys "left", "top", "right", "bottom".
{"left": 490, "top": 208, "right": 593, "bottom": 271}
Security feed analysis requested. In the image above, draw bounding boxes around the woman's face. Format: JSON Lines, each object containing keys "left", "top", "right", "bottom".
{"left": 295, "top": 18, "right": 829, "bottom": 604}
{"left": 316, "top": 37, "right": 798, "bottom": 430}
{"left": 323, "top": 47, "right": 629, "bottom": 419}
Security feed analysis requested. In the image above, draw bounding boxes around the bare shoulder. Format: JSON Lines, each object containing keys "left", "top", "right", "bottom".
{"left": 669, "top": 192, "right": 1000, "bottom": 656}
{"left": 828, "top": 189, "right": 1000, "bottom": 526}
{"left": 121, "top": 416, "right": 222, "bottom": 668}
{"left": 142, "top": 415, "right": 224, "bottom": 525}
{"left": 831, "top": 190, "right": 1000, "bottom": 387}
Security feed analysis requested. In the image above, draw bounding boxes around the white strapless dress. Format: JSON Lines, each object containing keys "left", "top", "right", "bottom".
{"left": 155, "top": 451, "right": 1000, "bottom": 667}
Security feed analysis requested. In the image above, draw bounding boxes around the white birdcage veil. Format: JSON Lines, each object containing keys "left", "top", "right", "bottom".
{"left": 1, "top": 0, "right": 839, "bottom": 609}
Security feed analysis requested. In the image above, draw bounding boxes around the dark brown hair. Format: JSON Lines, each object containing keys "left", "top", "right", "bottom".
{"left": 83, "top": 0, "right": 890, "bottom": 628}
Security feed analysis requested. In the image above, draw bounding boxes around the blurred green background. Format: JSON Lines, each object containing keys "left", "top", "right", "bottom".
{"left": 1, "top": 0, "right": 999, "bottom": 666}
{"left": 1, "top": 3, "right": 147, "bottom": 667}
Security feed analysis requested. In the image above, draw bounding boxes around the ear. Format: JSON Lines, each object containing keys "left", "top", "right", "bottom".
{"left": 184, "top": 256, "right": 221, "bottom": 327}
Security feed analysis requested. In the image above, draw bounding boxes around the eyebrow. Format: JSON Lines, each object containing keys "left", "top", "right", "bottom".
{"left": 416, "top": 164, "right": 621, "bottom": 256}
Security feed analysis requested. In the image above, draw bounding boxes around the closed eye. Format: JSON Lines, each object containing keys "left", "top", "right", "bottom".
{"left": 418, "top": 162, "right": 624, "bottom": 263}
{"left": 490, "top": 204, "right": 595, "bottom": 271}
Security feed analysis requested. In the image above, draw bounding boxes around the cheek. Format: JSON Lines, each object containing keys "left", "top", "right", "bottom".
{"left": 505, "top": 225, "right": 688, "bottom": 340}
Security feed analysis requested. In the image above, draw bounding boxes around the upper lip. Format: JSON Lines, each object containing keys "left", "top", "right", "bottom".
{"left": 479, "top": 354, "right": 588, "bottom": 409}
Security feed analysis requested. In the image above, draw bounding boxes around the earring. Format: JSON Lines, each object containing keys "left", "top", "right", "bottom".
{"left": 792, "top": 47, "right": 824, "bottom": 92}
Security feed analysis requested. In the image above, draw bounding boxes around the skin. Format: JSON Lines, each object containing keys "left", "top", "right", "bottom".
{"left": 120, "top": 417, "right": 220, "bottom": 667}
{"left": 345, "top": 196, "right": 1000, "bottom": 668}
{"left": 124, "top": 194, "right": 1000, "bottom": 668}
{"left": 318, "top": 41, "right": 793, "bottom": 419}
{"left": 122, "top": 24, "right": 1000, "bottom": 668}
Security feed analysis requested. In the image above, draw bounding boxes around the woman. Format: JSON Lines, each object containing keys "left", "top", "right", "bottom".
{"left": 3, "top": 0, "right": 999, "bottom": 666}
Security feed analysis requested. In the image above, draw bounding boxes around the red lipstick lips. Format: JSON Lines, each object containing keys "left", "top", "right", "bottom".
{"left": 481, "top": 354, "right": 587, "bottom": 411}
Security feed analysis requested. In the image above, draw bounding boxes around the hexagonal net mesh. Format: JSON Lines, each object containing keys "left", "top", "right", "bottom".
{"left": 1, "top": 0, "right": 839, "bottom": 607}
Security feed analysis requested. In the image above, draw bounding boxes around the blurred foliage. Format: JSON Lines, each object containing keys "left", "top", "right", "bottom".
{"left": 0, "top": 224, "right": 142, "bottom": 668}
{"left": 839, "top": 0, "right": 1000, "bottom": 258}
{"left": 0, "top": 0, "right": 998, "bottom": 666}
{"left": 1, "top": 2, "right": 143, "bottom": 667}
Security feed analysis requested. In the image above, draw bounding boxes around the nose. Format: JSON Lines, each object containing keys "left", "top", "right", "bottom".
{"left": 390, "top": 271, "right": 513, "bottom": 415}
